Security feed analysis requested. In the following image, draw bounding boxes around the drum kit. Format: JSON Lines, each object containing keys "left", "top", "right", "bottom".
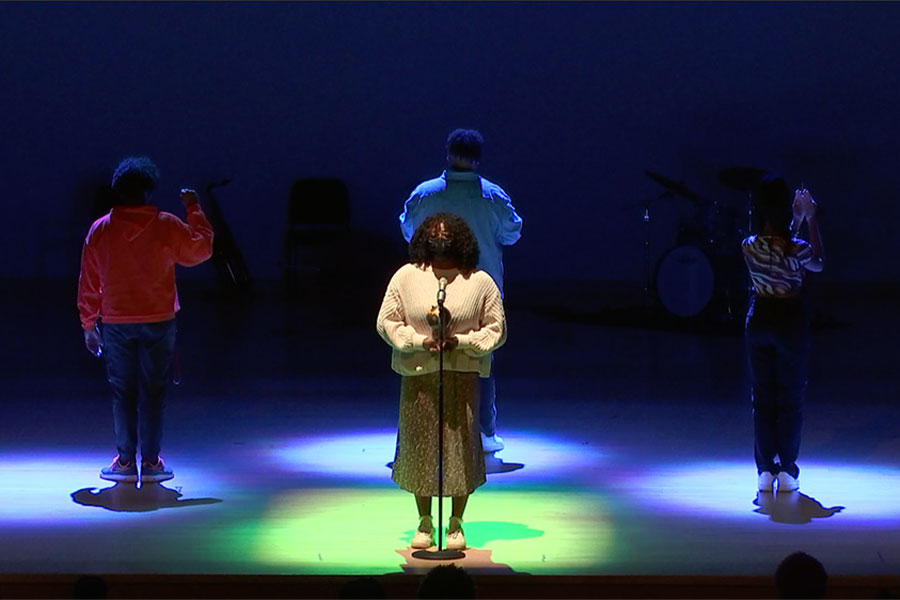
{"left": 642, "top": 167, "right": 767, "bottom": 319}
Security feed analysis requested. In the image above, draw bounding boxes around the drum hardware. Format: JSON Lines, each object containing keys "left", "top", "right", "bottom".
{"left": 643, "top": 170, "right": 715, "bottom": 316}
{"left": 717, "top": 166, "right": 771, "bottom": 315}
{"left": 655, "top": 245, "right": 715, "bottom": 317}
{"left": 642, "top": 169, "right": 751, "bottom": 319}
{"left": 636, "top": 190, "right": 674, "bottom": 308}
{"left": 644, "top": 170, "right": 707, "bottom": 203}
{"left": 717, "top": 166, "right": 767, "bottom": 192}
{"left": 717, "top": 165, "right": 766, "bottom": 234}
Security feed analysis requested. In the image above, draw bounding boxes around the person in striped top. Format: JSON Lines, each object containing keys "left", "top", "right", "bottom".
{"left": 742, "top": 173, "right": 824, "bottom": 494}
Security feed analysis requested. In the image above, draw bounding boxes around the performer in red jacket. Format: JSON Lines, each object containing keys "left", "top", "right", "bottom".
{"left": 78, "top": 156, "right": 213, "bottom": 484}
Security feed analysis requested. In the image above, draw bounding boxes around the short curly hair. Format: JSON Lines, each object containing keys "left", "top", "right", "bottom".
{"left": 446, "top": 129, "right": 483, "bottom": 161}
{"left": 409, "top": 213, "right": 480, "bottom": 275}
{"left": 111, "top": 156, "right": 160, "bottom": 201}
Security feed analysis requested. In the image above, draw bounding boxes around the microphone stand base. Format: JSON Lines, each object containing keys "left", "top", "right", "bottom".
{"left": 411, "top": 548, "right": 466, "bottom": 560}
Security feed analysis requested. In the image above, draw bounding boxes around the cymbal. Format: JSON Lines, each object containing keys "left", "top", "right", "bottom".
{"left": 644, "top": 170, "right": 705, "bottom": 202}
{"left": 717, "top": 166, "right": 767, "bottom": 192}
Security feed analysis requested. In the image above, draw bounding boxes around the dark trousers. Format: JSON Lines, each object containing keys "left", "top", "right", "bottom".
{"left": 745, "top": 296, "right": 810, "bottom": 477}
{"left": 101, "top": 319, "right": 177, "bottom": 464}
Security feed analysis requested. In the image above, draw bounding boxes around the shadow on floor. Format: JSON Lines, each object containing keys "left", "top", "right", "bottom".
{"left": 71, "top": 482, "right": 222, "bottom": 512}
{"left": 753, "top": 490, "right": 844, "bottom": 524}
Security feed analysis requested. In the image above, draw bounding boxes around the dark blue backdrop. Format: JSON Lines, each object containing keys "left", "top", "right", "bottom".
{"left": 2, "top": 2, "right": 897, "bottom": 285}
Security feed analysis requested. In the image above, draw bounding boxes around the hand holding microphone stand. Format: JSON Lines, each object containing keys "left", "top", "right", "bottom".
{"left": 412, "top": 276, "right": 465, "bottom": 560}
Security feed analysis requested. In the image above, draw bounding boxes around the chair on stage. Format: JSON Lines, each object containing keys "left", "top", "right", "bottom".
{"left": 282, "top": 177, "right": 350, "bottom": 288}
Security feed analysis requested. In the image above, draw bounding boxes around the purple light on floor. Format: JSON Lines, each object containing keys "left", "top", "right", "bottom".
{"left": 0, "top": 452, "right": 224, "bottom": 524}
{"left": 272, "top": 429, "right": 606, "bottom": 482}
{"left": 627, "top": 460, "right": 900, "bottom": 521}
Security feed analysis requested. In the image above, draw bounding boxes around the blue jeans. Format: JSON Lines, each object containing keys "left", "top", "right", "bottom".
{"left": 479, "top": 355, "right": 497, "bottom": 437}
{"left": 745, "top": 296, "right": 810, "bottom": 478}
{"left": 101, "top": 319, "right": 177, "bottom": 464}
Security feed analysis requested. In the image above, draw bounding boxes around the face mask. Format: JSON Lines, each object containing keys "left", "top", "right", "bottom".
{"left": 428, "top": 237, "right": 452, "bottom": 256}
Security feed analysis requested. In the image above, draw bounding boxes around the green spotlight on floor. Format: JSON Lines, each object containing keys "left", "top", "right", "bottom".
{"left": 214, "top": 487, "right": 614, "bottom": 575}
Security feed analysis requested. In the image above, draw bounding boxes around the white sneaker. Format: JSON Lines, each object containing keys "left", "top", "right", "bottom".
{"left": 776, "top": 471, "right": 800, "bottom": 492}
{"left": 757, "top": 471, "right": 776, "bottom": 492}
{"left": 411, "top": 516, "right": 434, "bottom": 549}
{"left": 446, "top": 517, "right": 466, "bottom": 550}
{"left": 481, "top": 433, "right": 505, "bottom": 453}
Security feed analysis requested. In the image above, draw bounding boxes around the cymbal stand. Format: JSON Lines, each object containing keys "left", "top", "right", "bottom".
{"left": 643, "top": 201, "right": 651, "bottom": 308}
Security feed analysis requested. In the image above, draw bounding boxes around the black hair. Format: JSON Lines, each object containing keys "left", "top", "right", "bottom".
{"left": 446, "top": 129, "right": 484, "bottom": 161}
{"left": 753, "top": 172, "right": 793, "bottom": 239}
{"left": 409, "top": 212, "right": 479, "bottom": 275}
{"left": 111, "top": 156, "right": 160, "bottom": 203}
{"left": 775, "top": 552, "right": 827, "bottom": 599}
{"left": 417, "top": 564, "right": 476, "bottom": 599}
{"left": 73, "top": 575, "right": 108, "bottom": 599}
{"left": 339, "top": 576, "right": 386, "bottom": 599}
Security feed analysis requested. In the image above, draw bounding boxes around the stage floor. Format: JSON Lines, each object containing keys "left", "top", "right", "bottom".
{"left": 1, "top": 281, "right": 899, "bottom": 585}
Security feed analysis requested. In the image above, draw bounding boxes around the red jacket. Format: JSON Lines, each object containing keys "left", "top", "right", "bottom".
{"left": 77, "top": 204, "right": 214, "bottom": 330}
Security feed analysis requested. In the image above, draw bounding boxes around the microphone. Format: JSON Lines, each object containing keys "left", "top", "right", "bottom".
{"left": 437, "top": 277, "right": 448, "bottom": 303}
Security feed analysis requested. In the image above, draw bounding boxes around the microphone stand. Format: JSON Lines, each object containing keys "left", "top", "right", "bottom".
{"left": 412, "top": 278, "right": 465, "bottom": 560}
{"left": 642, "top": 200, "right": 652, "bottom": 309}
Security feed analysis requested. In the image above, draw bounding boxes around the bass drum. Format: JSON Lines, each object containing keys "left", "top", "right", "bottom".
{"left": 655, "top": 245, "right": 714, "bottom": 317}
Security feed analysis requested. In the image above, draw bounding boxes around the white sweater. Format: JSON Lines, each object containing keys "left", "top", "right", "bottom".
{"left": 377, "top": 263, "right": 506, "bottom": 377}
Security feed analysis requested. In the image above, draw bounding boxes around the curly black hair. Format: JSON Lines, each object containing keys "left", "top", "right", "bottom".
{"left": 111, "top": 156, "right": 160, "bottom": 203}
{"left": 409, "top": 213, "right": 480, "bottom": 274}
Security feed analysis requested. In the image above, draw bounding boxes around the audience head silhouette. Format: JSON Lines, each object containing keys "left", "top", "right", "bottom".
{"left": 775, "top": 551, "right": 827, "bottom": 599}
{"left": 339, "top": 575, "right": 386, "bottom": 599}
{"left": 417, "top": 564, "right": 476, "bottom": 599}
{"left": 72, "top": 574, "right": 108, "bottom": 599}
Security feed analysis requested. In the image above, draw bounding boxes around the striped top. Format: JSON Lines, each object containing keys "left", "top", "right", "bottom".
{"left": 377, "top": 263, "right": 506, "bottom": 377}
{"left": 742, "top": 235, "right": 814, "bottom": 297}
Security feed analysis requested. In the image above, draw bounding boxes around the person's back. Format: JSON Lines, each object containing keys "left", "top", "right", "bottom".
{"left": 399, "top": 128, "right": 522, "bottom": 296}
{"left": 402, "top": 170, "right": 519, "bottom": 293}
{"left": 80, "top": 203, "right": 212, "bottom": 326}
{"left": 398, "top": 129, "right": 521, "bottom": 455}
{"left": 742, "top": 174, "right": 824, "bottom": 300}
{"left": 77, "top": 156, "right": 213, "bottom": 485}
{"left": 743, "top": 173, "right": 824, "bottom": 495}
{"left": 742, "top": 233, "right": 814, "bottom": 298}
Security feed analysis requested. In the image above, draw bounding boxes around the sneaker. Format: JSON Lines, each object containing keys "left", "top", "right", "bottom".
{"left": 100, "top": 456, "right": 138, "bottom": 483}
{"left": 411, "top": 516, "right": 434, "bottom": 549}
{"left": 757, "top": 471, "right": 776, "bottom": 492}
{"left": 776, "top": 471, "right": 799, "bottom": 492}
{"left": 141, "top": 457, "right": 174, "bottom": 483}
{"left": 481, "top": 433, "right": 505, "bottom": 453}
{"left": 446, "top": 516, "right": 466, "bottom": 550}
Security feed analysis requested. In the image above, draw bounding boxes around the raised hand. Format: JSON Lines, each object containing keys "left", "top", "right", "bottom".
{"left": 793, "top": 188, "right": 818, "bottom": 222}
{"left": 792, "top": 189, "right": 806, "bottom": 224}
{"left": 180, "top": 188, "right": 199, "bottom": 208}
{"left": 802, "top": 189, "right": 818, "bottom": 218}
